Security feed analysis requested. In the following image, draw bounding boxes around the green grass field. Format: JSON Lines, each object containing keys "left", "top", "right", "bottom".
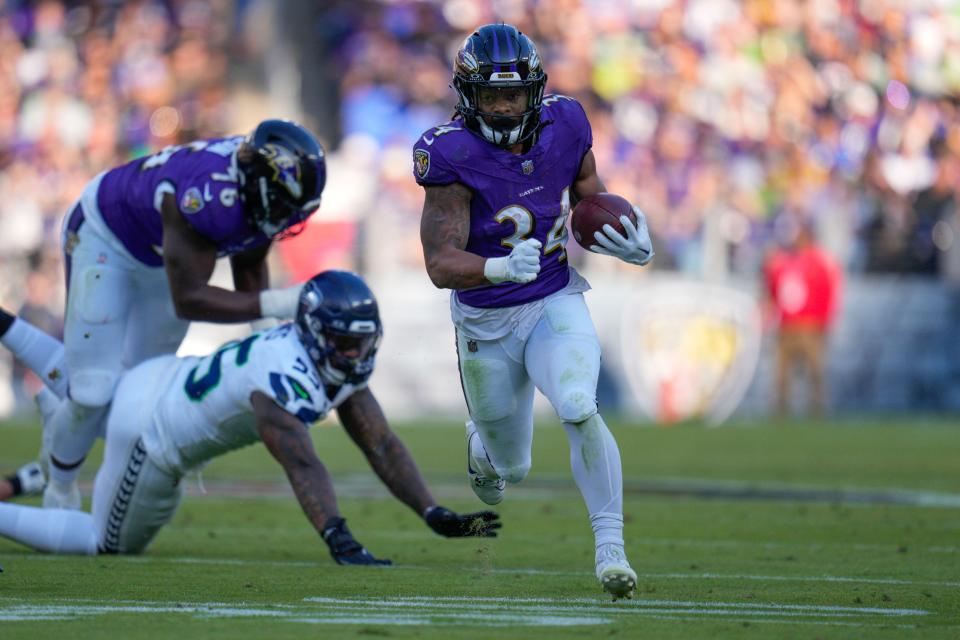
{"left": 1, "top": 413, "right": 959, "bottom": 638}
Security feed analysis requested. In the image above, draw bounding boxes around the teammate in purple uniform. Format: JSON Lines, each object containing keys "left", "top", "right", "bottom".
{"left": 413, "top": 24, "right": 653, "bottom": 599}
{"left": 7, "top": 119, "right": 326, "bottom": 511}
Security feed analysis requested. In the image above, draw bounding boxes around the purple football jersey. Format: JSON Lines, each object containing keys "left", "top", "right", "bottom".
{"left": 97, "top": 137, "right": 270, "bottom": 267}
{"left": 413, "top": 95, "right": 593, "bottom": 308}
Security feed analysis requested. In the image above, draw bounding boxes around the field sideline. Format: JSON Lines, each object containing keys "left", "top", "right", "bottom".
{"left": 1, "top": 415, "right": 958, "bottom": 638}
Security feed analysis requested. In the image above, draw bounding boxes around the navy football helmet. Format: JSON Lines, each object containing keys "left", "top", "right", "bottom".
{"left": 238, "top": 119, "right": 326, "bottom": 239}
{"left": 296, "top": 271, "right": 382, "bottom": 386}
{"left": 452, "top": 23, "right": 548, "bottom": 147}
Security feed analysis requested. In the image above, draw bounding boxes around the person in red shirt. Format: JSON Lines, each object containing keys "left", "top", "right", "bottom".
{"left": 763, "top": 220, "right": 842, "bottom": 418}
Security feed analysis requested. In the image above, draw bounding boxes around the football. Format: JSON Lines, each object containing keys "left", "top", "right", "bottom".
{"left": 571, "top": 193, "right": 637, "bottom": 251}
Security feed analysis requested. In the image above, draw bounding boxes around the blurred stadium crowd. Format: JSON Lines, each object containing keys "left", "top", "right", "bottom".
{"left": 0, "top": 0, "right": 958, "bottom": 412}
{"left": 313, "top": 0, "right": 960, "bottom": 279}
{"left": 0, "top": 0, "right": 240, "bottom": 410}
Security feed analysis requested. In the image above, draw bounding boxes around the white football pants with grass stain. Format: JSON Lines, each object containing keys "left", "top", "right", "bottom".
{"left": 0, "top": 382, "right": 183, "bottom": 555}
{"left": 456, "top": 293, "right": 625, "bottom": 523}
{"left": 49, "top": 212, "right": 189, "bottom": 485}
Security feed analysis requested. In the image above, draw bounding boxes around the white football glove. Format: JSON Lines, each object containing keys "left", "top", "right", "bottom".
{"left": 484, "top": 238, "right": 542, "bottom": 284}
{"left": 590, "top": 205, "right": 654, "bottom": 266}
{"left": 259, "top": 284, "right": 302, "bottom": 320}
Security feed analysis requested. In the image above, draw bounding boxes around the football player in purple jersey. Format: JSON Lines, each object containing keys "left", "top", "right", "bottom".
{"left": 10, "top": 119, "right": 326, "bottom": 511}
{"left": 413, "top": 24, "right": 653, "bottom": 600}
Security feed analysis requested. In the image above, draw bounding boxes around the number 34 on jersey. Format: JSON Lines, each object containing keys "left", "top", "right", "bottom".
{"left": 496, "top": 187, "right": 571, "bottom": 262}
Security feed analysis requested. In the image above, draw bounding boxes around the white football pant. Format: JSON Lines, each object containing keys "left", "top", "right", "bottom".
{"left": 0, "top": 363, "right": 183, "bottom": 554}
{"left": 457, "top": 293, "right": 625, "bottom": 525}
{"left": 48, "top": 206, "right": 189, "bottom": 485}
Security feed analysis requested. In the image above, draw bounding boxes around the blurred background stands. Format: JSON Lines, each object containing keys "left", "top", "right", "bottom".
{"left": 1, "top": 0, "right": 959, "bottom": 419}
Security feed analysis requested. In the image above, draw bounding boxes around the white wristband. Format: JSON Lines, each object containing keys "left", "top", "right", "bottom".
{"left": 259, "top": 285, "right": 301, "bottom": 319}
{"left": 483, "top": 257, "right": 509, "bottom": 284}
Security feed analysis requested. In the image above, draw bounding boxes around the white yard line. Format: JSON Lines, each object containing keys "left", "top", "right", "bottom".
{"left": 14, "top": 553, "right": 959, "bottom": 588}
{"left": 304, "top": 595, "right": 930, "bottom": 616}
{"left": 641, "top": 613, "right": 934, "bottom": 630}
{"left": 0, "top": 595, "right": 932, "bottom": 627}
{"left": 637, "top": 571, "right": 960, "bottom": 588}
{"left": 153, "top": 470, "right": 960, "bottom": 508}
{"left": 153, "top": 529, "right": 960, "bottom": 556}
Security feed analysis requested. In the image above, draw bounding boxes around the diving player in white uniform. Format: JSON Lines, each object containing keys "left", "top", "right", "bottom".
{"left": 0, "top": 271, "right": 500, "bottom": 562}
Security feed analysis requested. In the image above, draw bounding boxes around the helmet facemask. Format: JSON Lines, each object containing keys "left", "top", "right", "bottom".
{"left": 321, "top": 326, "right": 381, "bottom": 385}
{"left": 300, "top": 314, "right": 381, "bottom": 385}
{"left": 471, "top": 85, "right": 539, "bottom": 147}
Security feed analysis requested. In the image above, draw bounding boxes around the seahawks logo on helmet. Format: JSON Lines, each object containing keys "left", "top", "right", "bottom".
{"left": 414, "top": 149, "right": 431, "bottom": 179}
{"left": 262, "top": 143, "right": 303, "bottom": 200}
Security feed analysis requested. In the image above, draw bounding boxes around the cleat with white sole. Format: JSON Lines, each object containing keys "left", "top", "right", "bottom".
{"left": 465, "top": 423, "right": 505, "bottom": 506}
{"left": 595, "top": 544, "right": 637, "bottom": 601}
{"left": 468, "top": 459, "right": 505, "bottom": 505}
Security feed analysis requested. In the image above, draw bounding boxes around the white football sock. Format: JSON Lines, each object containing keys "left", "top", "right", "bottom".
{"left": 590, "top": 513, "right": 625, "bottom": 549}
{"left": 1, "top": 318, "right": 69, "bottom": 398}
{"left": 563, "top": 413, "right": 625, "bottom": 547}
{"left": 47, "top": 399, "right": 107, "bottom": 486}
{"left": 0, "top": 502, "right": 97, "bottom": 554}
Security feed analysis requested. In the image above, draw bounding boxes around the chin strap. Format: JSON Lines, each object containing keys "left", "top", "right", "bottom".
{"left": 477, "top": 117, "right": 522, "bottom": 147}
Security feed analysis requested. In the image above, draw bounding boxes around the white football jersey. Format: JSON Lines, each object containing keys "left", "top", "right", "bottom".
{"left": 134, "top": 323, "right": 364, "bottom": 475}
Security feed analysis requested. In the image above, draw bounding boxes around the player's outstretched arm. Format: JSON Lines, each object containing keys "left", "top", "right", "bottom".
{"left": 252, "top": 391, "right": 390, "bottom": 565}
{"left": 161, "top": 195, "right": 300, "bottom": 322}
{"left": 253, "top": 391, "right": 339, "bottom": 532}
{"left": 337, "top": 388, "right": 435, "bottom": 513}
{"left": 337, "top": 388, "right": 501, "bottom": 538}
